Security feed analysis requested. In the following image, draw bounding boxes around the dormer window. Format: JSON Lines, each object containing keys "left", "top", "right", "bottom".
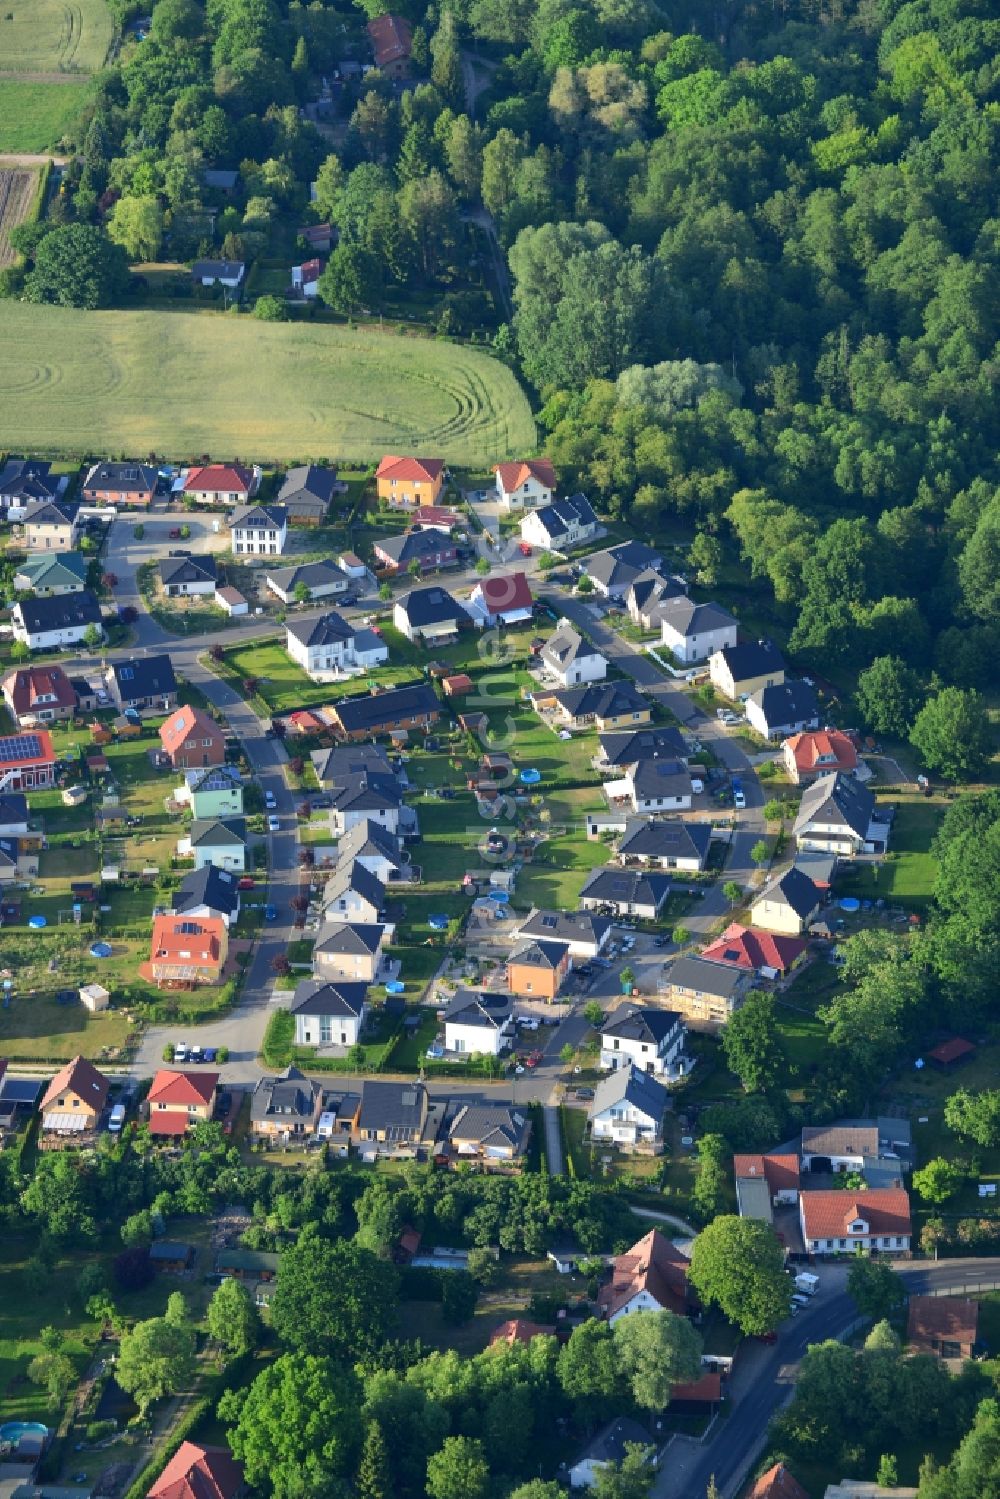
{"left": 848, "top": 1218, "right": 868, "bottom": 1234}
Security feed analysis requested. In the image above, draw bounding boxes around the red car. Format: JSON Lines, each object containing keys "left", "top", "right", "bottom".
{"left": 168, "top": 527, "right": 181, "bottom": 539}
{"left": 238, "top": 876, "right": 255, "bottom": 890}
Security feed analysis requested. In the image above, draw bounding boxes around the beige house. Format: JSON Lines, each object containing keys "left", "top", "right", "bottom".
{"left": 660, "top": 956, "right": 751, "bottom": 1031}
{"left": 750, "top": 867, "right": 822, "bottom": 935}
{"left": 39, "top": 1056, "right": 110, "bottom": 1137}
{"left": 709, "top": 639, "right": 785, "bottom": 701}
{"left": 23, "top": 500, "right": 81, "bottom": 552}
{"left": 312, "top": 922, "right": 387, "bottom": 983}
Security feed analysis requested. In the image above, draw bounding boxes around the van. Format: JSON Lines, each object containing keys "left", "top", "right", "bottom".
{"left": 794, "top": 1272, "right": 820, "bottom": 1296}
{"left": 108, "top": 1104, "right": 126, "bottom": 1133}
{"left": 174, "top": 1042, "right": 188, "bottom": 1063}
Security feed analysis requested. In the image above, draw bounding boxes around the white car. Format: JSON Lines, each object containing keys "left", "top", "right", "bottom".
{"left": 733, "top": 788, "right": 747, "bottom": 809}
{"left": 264, "top": 791, "right": 277, "bottom": 809}
{"left": 267, "top": 814, "right": 280, "bottom": 832}
{"left": 174, "top": 1042, "right": 188, "bottom": 1062}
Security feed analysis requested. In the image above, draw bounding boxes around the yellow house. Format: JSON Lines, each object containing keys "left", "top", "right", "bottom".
{"left": 39, "top": 1055, "right": 110, "bottom": 1137}
{"left": 750, "top": 868, "right": 822, "bottom": 935}
{"left": 709, "top": 639, "right": 785, "bottom": 702}
{"left": 375, "top": 456, "right": 445, "bottom": 507}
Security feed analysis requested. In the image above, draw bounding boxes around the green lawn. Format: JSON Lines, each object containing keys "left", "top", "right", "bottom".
{"left": 836, "top": 796, "right": 945, "bottom": 911}
{"left": 0, "top": 302, "right": 535, "bottom": 466}
{"left": 219, "top": 637, "right": 423, "bottom": 715}
{"left": 0, "top": 0, "right": 113, "bottom": 72}
{"left": 0, "top": 79, "right": 92, "bottom": 151}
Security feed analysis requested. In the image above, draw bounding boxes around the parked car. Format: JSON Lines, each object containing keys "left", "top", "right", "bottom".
{"left": 238, "top": 876, "right": 255, "bottom": 890}
{"left": 267, "top": 815, "right": 280, "bottom": 832}
{"left": 189, "top": 1045, "right": 203, "bottom": 1063}
{"left": 574, "top": 1087, "right": 595, "bottom": 1100}
{"left": 108, "top": 1104, "right": 126, "bottom": 1133}
{"left": 264, "top": 904, "right": 277, "bottom": 921}
{"left": 174, "top": 1042, "right": 188, "bottom": 1062}
{"left": 264, "top": 790, "right": 277, "bottom": 809}
{"left": 168, "top": 527, "right": 181, "bottom": 539}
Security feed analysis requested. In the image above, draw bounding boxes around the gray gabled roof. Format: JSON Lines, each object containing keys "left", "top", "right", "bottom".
{"left": 188, "top": 817, "right": 246, "bottom": 848}
{"left": 667, "top": 955, "right": 748, "bottom": 999}
{"left": 112, "top": 654, "right": 177, "bottom": 699}
{"left": 583, "top": 542, "right": 662, "bottom": 590}
{"left": 579, "top": 866, "right": 671, "bottom": 910}
{"left": 658, "top": 596, "right": 736, "bottom": 638}
{"left": 508, "top": 938, "right": 569, "bottom": 970}
{"left": 590, "top": 1063, "right": 668, "bottom": 1124}
{"left": 286, "top": 609, "right": 354, "bottom": 649}
{"left": 159, "top": 554, "right": 218, "bottom": 587}
{"left": 312, "top": 743, "right": 392, "bottom": 785}
{"left": 618, "top": 818, "right": 711, "bottom": 863}
{"left": 553, "top": 680, "right": 648, "bottom": 721}
{"left": 313, "top": 921, "right": 386, "bottom": 956}
{"left": 277, "top": 465, "right": 338, "bottom": 508}
{"left": 713, "top": 638, "right": 784, "bottom": 681}
{"left": 192, "top": 258, "right": 244, "bottom": 279}
{"left": 377, "top": 529, "right": 451, "bottom": 565}
{"left": 174, "top": 864, "right": 241, "bottom": 920}
{"left": 335, "top": 818, "right": 400, "bottom": 865}
{"left": 794, "top": 771, "right": 874, "bottom": 840}
{"left": 22, "top": 498, "right": 78, "bottom": 528}
{"left": 334, "top": 683, "right": 440, "bottom": 735}
{"left": 756, "top": 866, "right": 821, "bottom": 920}
{"left": 328, "top": 771, "right": 402, "bottom": 813}
{"left": 449, "top": 1102, "right": 530, "bottom": 1150}
{"left": 602, "top": 1005, "right": 682, "bottom": 1046}
{"left": 528, "top": 492, "right": 597, "bottom": 541}
{"left": 444, "top": 988, "right": 512, "bottom": 1030}
{"left": 518, "top": 909, "right": 611, "bottom": 946}
{"left": 291, "top": 978, "right": 368, "bottom": 1018}
{"left": 267, "top": 558, "right": 346, "bottom": 594}
{"left": 629, "top": 758, "right": 692, "bottom": 800}
{"left": 749, "top": 680, "right": 819, "bottom": 727}
{"left": 251, "top": 1065, "right": 319, "bottom": 1123}
{"left": 231, "top": 503, "right": 287, "bottom": 532}
{"left": 84, "top": 461, "right": 157, "bottom": 492}
{"left": 627, "top": 568, "right": 685, "bottom": 614}
{"left": 356, "top": 1078, "right": 426, "bottom": 1133}
{"left": 323, "top": 858, "right": 386, "bottom": 913}
{"left": 541, "top": 626, "right": 603, "bottom": 672}
{"left": 396, "top": 584, "right": 467, "bottom": 628}
{"left": 16, "top": 590, "right": 102, "bottom": 633}
{"left": 599, "top": 726, "right": 688, "bottom": 766}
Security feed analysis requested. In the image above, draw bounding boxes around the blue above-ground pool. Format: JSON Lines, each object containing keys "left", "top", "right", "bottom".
{"left": 428, "top": 915, "right": 449, "bottom": 931}
{"left": 0, "top": 1422, "right": 49, "bottom": 1445}
{"left": 489, "top": 890, "right": 510, "bottom": 904}
{"left": 27, "top": 915, "right": 46, "bottom": 929}
{"left": 385, "top": 980, "right": 405, "bottom": 995}
{"left": 838, "top": 897, "right": 861, "bottom": 912}
{"left": 89, "top": 941, "right": 113, "bottom": 958}
{"left": 520, "top": 768, "right": 541, "bottom": 784}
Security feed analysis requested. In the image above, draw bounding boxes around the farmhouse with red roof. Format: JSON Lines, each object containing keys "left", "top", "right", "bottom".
{"left": 799, "top": 1187, "right": 911, "bottom": 1256}
{"left": 2, "top": 666, "right": 77, "bottom": 728}
{"left": 366, "top": 14, "right": 413, "bottom": 75}
{"left": 597, "top": 1228, "right": 690, "bottom": 1323}
{"left": 376, "top": 455, "right": 445, "bottom": 507}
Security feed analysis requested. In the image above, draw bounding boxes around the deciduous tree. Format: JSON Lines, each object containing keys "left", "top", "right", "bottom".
{"left": 689, "top": 1217, "right": 791, "bottom": 1335}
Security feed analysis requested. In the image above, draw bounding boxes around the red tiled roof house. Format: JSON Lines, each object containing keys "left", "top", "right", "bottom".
{"left": 494, "top": 459, "right": 556, "bottom": 511}
{"left": 747, "top": 1463, "right": 810, "bottom": 1499}
{"left": 907, "top": 1295, "right": 979, "bottom": 1358}
{"left": 2, "top": 666, "right": 77, "bottom": 727}
{"left": 375, "top": 455, "right": 445, "bottom": 507}
{"left": 159, "top": 706, "right": 227, "bottom": 769}
{"left": 701, "top": 923, "right": 807, "bottom": 978}
{"left": 597, "top": 1229, "right": 690, "bottom": 1323}
{"left": 733, "top": 1151, "right": 800, "bottom": 1224}
{"left": 799, "top": 1188, "right": 911, "bottom": 1257}
{"left": 147, "top": 1441, "right": 243, "bottom": 1499}
{"left": 366, "top": 14, "right": 414, "bottom": 76}
{"left": 0, "top": 728, "right": 57, "bottom": 790}
{"left": 783, "top": 730, "right": 859, "bottom": 785}
{"left": 183, "top": 464, "right": 258, "bottom": 506}
{"left": 40, "top": 1055, "right": 110, "bottom": 1138}
{"left": 147, "top": 1069, "right": 220, "bottom": 1135}
{"left": 469, "top": 571, "right": 534, "bottom": 626}
{"left": 146, "top": 914, "right": 228, "bottom": 988}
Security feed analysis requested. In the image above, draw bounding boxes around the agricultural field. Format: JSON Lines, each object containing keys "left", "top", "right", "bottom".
{"left": 0, "top": 78, "right": 91, "bottom": 151}
{"left": 0, "top": 302, "right": 537, "bottom": 465}
{"left": 0, "top": 0, "right": 113, "bottom": 74}
{"left": 0, "top": 163, "right": 41, "bottom": 266}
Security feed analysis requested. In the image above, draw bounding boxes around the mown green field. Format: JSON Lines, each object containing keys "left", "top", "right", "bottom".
{"left": 0, "top": 302, "right": 536, "bottom": 465}
{"left": 0, "top": 78, "right": 92, "bottom": 150}
{"left": 0, "top": 0, "right": 113, "bottom": 73}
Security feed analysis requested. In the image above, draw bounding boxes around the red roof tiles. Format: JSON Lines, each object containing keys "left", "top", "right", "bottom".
{"left": 785, "top": 730, "right": 858, "bottom": 775}
{"left": 494, "top": 459, "right": 557, "bottom": 493}
{"left": 159, "top": 705, "right": 220, "bottom": 755}
{"left": 747, "top": 1464, "right": 810, "bottom": 1499}
{"left": 489, "top": 1318, "right": 556, "bottom": 1347}
{"left": 907, "top": 1294, "right": 979, "bottom": 1351}
{"left": 148, "top": 1069, "right": 220, "bottom": 1107}
{"left": 375, "top": 455, "right": 443, "bottom": 484}
{"left": 701, "top": 922, "right": 806, "bottom": 975}
{"left": 733, "top": 1152, "right": 800, "bottom": 1195}
{"left": 476, "top": 571, "right": 533, "bottom": 614}
{"left": 366, "top": 13, "right": 413, "bottom": 66}
{"left": 147, "top": 1442, "right": 243, "bottom": 1499}
{"left": 183, "top": 465, "right": 253, "bottom": 496}
{"left": 799, "top": 1188, "right": 911, "bottom": 1243}
{"left": 597, "top": 1229, "right": 689, "bottom": 1320}
{"left": 40, "top": 1055, "right": 110, "bottom": 1115}
{"left": 927, "top": 1036, "right": 976, "bottom": 1066}
{"left": 3, "top": 666, "right": 77, "bottom": 719}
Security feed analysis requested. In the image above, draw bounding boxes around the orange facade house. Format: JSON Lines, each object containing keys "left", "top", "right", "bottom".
{"left": 375, "top": 455, "right": 445, "bottom": 507}
{"left": 159, "top": 705, "right": 227, "bottom": 769}
{"left": 147, "top": 914, "right": 228, "bottom": 987}
{"left": 147, "top": 1070, "right": 220, "bottom": 1137}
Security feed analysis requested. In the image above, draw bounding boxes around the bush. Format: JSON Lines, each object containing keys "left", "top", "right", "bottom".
{"left": 113, "top": 1246, "right": 153, "bottom": 1292}
{"left": 133, "top": 525, "right": 144, "bottom": 540}
{"left": 216, "top": 1045, "right": 229, "bottom": 1063}
{"left": 85, "top": 1420, "right": 117, "bottom": 1443}
{"left": 162, "top": 1043, "right": 175, "bottom": 1062}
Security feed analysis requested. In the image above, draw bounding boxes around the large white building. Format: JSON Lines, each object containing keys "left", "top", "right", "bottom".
{"left": 285, "top": 611, "right": 388, "bottom": 680}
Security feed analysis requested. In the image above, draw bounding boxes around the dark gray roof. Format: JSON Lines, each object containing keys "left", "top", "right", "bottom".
{"left": 278, "top": 465, "right": 338, "bottom": 509}
{"left": 713, "top": 638, "right": 785, "bottom": 681}
{"left": 667, "top": 955, "right": 748, "bottom": 998}
{"left": 112, "top": 654, "right": 177, "bottom": 700}
{"left": 574, "top": 1418, "right": 654, "bottom": 1469}
{"left": 192, "top": 259, "right": 244, "bottom": 279}
{"left": 377, "top": 529, "right": 453, "bottom": 565}
{"left": 202, "top": 168, "right": 238, "bottom": 189}
{"left": 444, "top": 989, "right": 512, "bottom": 1029}
{"left": 600, "top": 727, "right": 687, "bottom": 766}
{"left": 286, "top": 609, "right": 354, "bottom": 649}
{"left": 159, "top": 554, "right": 218, "bottom": 587}
{"left": 336, "top": 818, "right": 400, "bottom": 864}
{"left": 291, "top": 979, "right": 368, "bottom": 1018}
{"left": 528, "top": 492, "right": 597, "bottom": 541}
{"left": 553, "top": 680, "right": 648, "bottom": 721}
{"left": 251, "top": 1065, "right": 320, "bottom": 1123}
{"left": 618, "top": 818, "right": 711, "bottom": 863}
{"left": 312, "top": 744, "right": 393, "bottom": 785}
{"left": 541, "top": 626, "right": 603, "bottom": 671}
{"left": 22, "top": 498, "right": 78, "bottom": 528}
{"left": 396, "top": 584, "right": 467, "bottom": 628}
{"left": 84, "top": 461, "right": 157, "bottom": 492}
{"left": 267, "top": 558, "right": 346, "bottom": 594}
{"left": 334, "top": 683, "right": 440, "bottom": 735}
{"left": 149, "top": 1240, "right": 195, "bottom": 1261}
{"left": 590, "top": 1064, "right": 668, "bottom": 1124}
{"left": 658, "top": 596, "right": 736, "bottom": 638}
{"left": 627, "top": 567, "right": 686, "bottom": 614}
{"left": 328, "top": 771, "right": 402, "bottom": 813}
{"left": 188, "top": 816, "right": 246, "bottom": 848}
{"left": 509, "top": 938, "right": 569, "bottom": 970}
{"left": 583, "top": 542, "right": 662, "bottom": 591}
{"left": 16, "top": 590, "right": 102, "bottom": 633}
{"left": 630, "top": 759, "right": 692, "bottom": 800}
{"left": 174, "top": 864, "right": 241, "bottom": 920}
{"left": 186, "top": 764, "right": 242, "bottom": 793}
{"left": 602, "top": 1005, "right": 682, "bottom": 1045}
{"left": 579, "top": 867, "right": 671, "bottom": 910}
{"left": 794, "top": 771, "right": 875, "bottom": 840}
{"left": 0, "top": 793, "right": 28, "bottom": 825}
{"left": 323, "top": 858, "right": 386, "bottom": 913}
{"left": 449, "top": 1102, "right": 530, "bottom": 1150}
{"left": 356, "top": 1079, "right": 426, "bottom": 1133}
{"left": 314, "top": 921, "right": 386, "bottom": 956}
{"left": 756, "top": 866, "right": 821, "bottom": 919}
{"left": 518, "top": 910, "right": 611, "bottom": 946}
{"left": 749, "top": 680, "right": 818, "bottom": 728}
{"left": 231, "top": 503, "right": 287, "bottom": 532}
{"left": 0, "top": 458, "right": 58, "bottom": 502}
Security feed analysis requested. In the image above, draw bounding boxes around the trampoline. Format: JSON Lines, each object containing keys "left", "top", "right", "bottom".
{"left": 27, "top": 915, "right": 46, "bottom": 929}
{"left": 838, "top": 897, "right": 861, "bottom": 913}
{"left": 520, "top": 768, "right": 541, "bottom": 784}
{"left": 89, "top": 942, "right": 113, "bottom": 959}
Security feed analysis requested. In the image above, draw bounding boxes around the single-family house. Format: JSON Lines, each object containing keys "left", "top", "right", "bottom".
{"left": 659, "top": 598, "right": 738, "bottom": 665}
{"left": 159, "top": 554, "right": 218, "bottom": 597}
{"left": 191, "top": 260, "right": 245, "bottom": 290}
{"left": 179, "top": 765, "right": 244, "bottom": 820}
{"left": 291, "top": 258, "right": 322, "bottom": 297}
{"left": 266, "top": 559, "right": 349, "bottom": 605}
{"left": 596, "top": 726, "right": 688, "bottom": 772}
{"left": 800, "top": 1118, "right": 911, "bottom": 1175}
{"left": 506, "top": 938, "right": 571, "bottom": 1000}
{"left": 39, "top": 1055, "right": 110, "bottom": 1139}
{"left": 312, "top": 921, "right": 387, "bottom": 983}
{"left": 617, "top": 818, "right": 710, "bottom": 872}
{"left": 394, "top": 585, "right": 470, "bottom": 644}
{"left": 589, "top": 1064, "right": 669, "bottom": 1146}
{"left": 520, "top": 492, "right": 598, "bottom": 550}
{"left": 14, "top": 550, "right": 88, "bottom": 596}
{"left": 312, "top": 743, "right": 396, "bottom": 788}
{"left": 22, "top": 498, "right": 81, "bottom": 551}
{"left": 321, "top": 859, "right": 386, "bottom": 924}
{"left": 149, "top": 1240, "right": 196, "bottom": 1274}
{"left": 328, "top": 683, "right": 441, "bottom": 741}
{"left": 250, "top": 1066, "right": 322, "bottom": 1140}
{"left": 444, "top": 990, "right": 514, "bottom": 1057}
{"left": 106, "top": 655, "right": 178, "bottom": 716}
{"left": 515, "top": 908, "right": 611, "bottom": 960}
{"left": 626, "top": 569, "right": 686, "bottom": 630}
{"left": 202, "top": 167, "right": 239, "bottom": 194}
{"left": 178, "top": 817, "right": 247, "bottom": 873}
{"left": 793, "top": 772, "right": 879, "bottom": 858}
{"left": 733, "top": 1152, "right": 801, "bottom": 1224}
{"left": 0, "top": 792, "right": 29, "bottom": 835}
{"left": 799, "top": 1188, "right": 912, "bottom": 1257}
{"left": 366, "top": 13, "right": 414, "bottom": 76}
{"left": 540, "top": 626, "right": 607, "bottom": 689}
{"left": 494, "top": 458, "right": 556, "bottom": 511}
{"left": 159, "top": 705, "right": 227, "bottom": 769}
{"left": 411, "top": 504, "right": 461, "bottom": 533}
{"left": 0, "top": 457, "right": 67, "bottom": 518}
{"left": 600, "top": 1005, "right": 688, "bottom": 1079}
{"left": 276, "top": 465, "right": 338, "bottom": 525}
{"left": 701, "top": 923, "right": 807, "bottom": 979}
{"left": 147, "top": 916, "right": 228, "bottom": 988}
{"left": 173, "top": 864, "right": 242, "bottom": 928}
{"left": 569, "top": 1418, "right": 655, "bottom": 1491}
{"left": 182, "top": 463, "right": 257, "bottom": 504}
{"left": 608, "top": 758, "right": 692, "bottom": 814}
{"left": 291, "top": 980, "right": 369, "bottom": 1049}
{"left": 598, "top": 1227, "right": 689, "bottom": 1322}
{"left": 0, "top": 729, "right": 57, "bottom": 790}
{"left": 2, "top": 665, "right": 77, "bottom": 726}
{"left": 355, "top": 1079, "right": 429, "bottom": 1150}
{"left": 299, "top": 222, "right": 334, "bottom": 252}
{"left": 285, "top": 611, "right": 388, "bottom": 680}
{"left": 490, "top": 1317, "right": 555, "bottom": 1345}
{"left": 746, "top": 681, "right": 819, "bottom": 741}
{"left": 449, "top": 1102, "right": 531, "bottom": 1162}
{"left": 784, "top": 730, "right": 859, "bottom": 785}
{"left": 327, "top": 771, "right": 402, "bottom": 837}
{"left": 579, "top": 866, "right": 671, "bottom": 920}
{"left": 710, "top": 639, "right": 785, "bottom": 701}
{"left": 750, "top": 867, "right": 823, "bottom": 935}
{"left": 582, "top": 542, "right": 663, "bottom": 600}
{"left": 375, "top": 455, "right": 444, "bottom": 507}
{"left": 12, "top": 591, "right": 104, "bottom": 652}
{"left": 546, "top": 680, "right": 651, "bottom": 732}
{"left": 83, "top": 461, "right": 157, "bottom": 508}
{"left": 374, "top": 528, "right": 458, "bottom": 574}
{"left": 335, "top": 819, "right": 403, "bottom": 882}
{"left": 147, "top": 1068, "right": 220, "bottom": 1134}
{"left": 747, "top": 1465, "right": 811, "bottom": 1499}
{"left": 230, "top": 503, "right": 288, "bottom": 556}
{"left": 907, "top": 1296, "right": 979, "bottom": 1359}
{"left": 661, "top": 955, "right": 751, "bottom": 1030}
{"left": 147, "top": 1441, "right": 244, "bottom": 1499}
{"left": 468, "top": 571, "right": 534, "bottom": 627}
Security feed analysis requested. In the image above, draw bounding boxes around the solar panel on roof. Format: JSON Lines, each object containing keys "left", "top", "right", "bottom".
{"left": 0, "top": 734, "right": 43, "bottom": 760}
{"left": 0, "top": 1078, "right": 43, "bottom": 1104}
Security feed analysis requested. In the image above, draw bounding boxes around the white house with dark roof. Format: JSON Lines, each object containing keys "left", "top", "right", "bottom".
{"left": 285, "top": 611, "right": 388, "bottom": 680}
{"left": 23, "top": 498, "right": 81, "bottom": 551}
{"left": 540, "top": 625, "right": 607, "bottom": 689}
{"left": 321, "top": 859, "right": 387, "bottom": 925}
{"left": 793, "top": 772, "right": 881, "bottom": 858}
{"left": 569, "top": 1418, "right": 655, "bottom": 1491}
{"left": 582, "top": 542, "right": 664, "bottom": 599}
{"left": 600, "top": 1005, "right": 688, "bottom": 1079}
{"left": 159, "top": 554, "right": 218, "bottom": 597}
{"left": 327, "top": 770, "right": 403, "bottom": 837}
{"left": 589, "top": 1063, "right": 669, "bottom": 1145}
{"left": 291, "top": 979, "right": 368, "bottom": 1049}
{"left": 709, "top": 638, "right": 785, "bottom": 701}
{"left": 546, "top": 680, "right": 650, "bottom": 731}
{"left": 514, "top": 908, "right": 611, "bottom": 960}
{"left": 334, "top": 819, "right": 403, "bottom": 882}
{"left": 444, "top": 990, "right": 515, "bottom": 1057}
{"left": 12, "top": 591, "right": 103, "bottom": 652}
{"left": 520, "top": 493, "right": 599, "bottom": 551}
{"left": 746, "top": 680, "right": 820, "bottom": 741}
{"left": 750, "top": 867, "right": 823, "bottom": 936}
{"left": 617, "top": 818, "right": 711, "bottom": 871}
{"left": 659, "top": 598, "right": 738, "bottom": 664}
{"left": 266, "top": 558, "right": 348, "bottom": 605}
{"left": 230, "top": 503, "right": 288, "bottom": 556}
{"left": 105, "top": 654, "right": 178, "bottom": 716}
{"left": 626, "top": 568, "right": 687, "bottom": 630}
{"left": 177, "top": 816, "right": 247, "bottom": 873}
{"left": 173, "top": 865, "right": 242, "bottom": 927}
{"left": 597, "top": 726, "right": 688, "bottom": 771}
{"left": 394, "top": 585, "right": 471, "bottom": 644}
{"left": 579, "top": 866, "right": 672, "bottom": 921}
{"left": 607, "top": 758, "right": 693, "bottom": 814}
